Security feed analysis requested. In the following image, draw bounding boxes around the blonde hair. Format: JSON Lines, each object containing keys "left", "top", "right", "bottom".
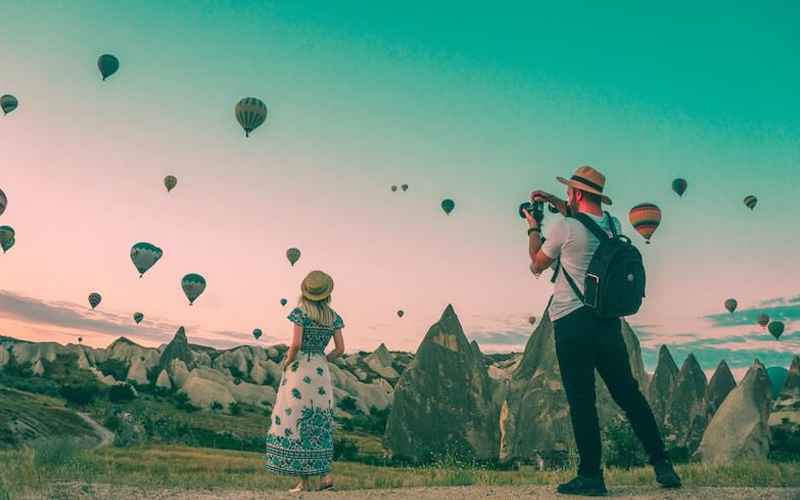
{"left": 298, "top": 295, "right": 337, "bottom": 327}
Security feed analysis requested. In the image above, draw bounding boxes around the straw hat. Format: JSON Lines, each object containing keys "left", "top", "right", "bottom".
{"left": 301, "top": 270, "right": 334, "bottom": 301}
{"left": 556, "top": 165, "right": 613, "bottom": 205}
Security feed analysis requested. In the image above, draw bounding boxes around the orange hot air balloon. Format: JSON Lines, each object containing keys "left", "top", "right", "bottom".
{"left": 629, "top": 203, "right": 661, "bottom": 244}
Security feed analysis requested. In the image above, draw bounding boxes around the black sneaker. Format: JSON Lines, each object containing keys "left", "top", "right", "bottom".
{"left": 653, "top": 459, "right": 682, "bottom": 488}
{"left": 556, "top": 475, "right": 609, "bottom": 496}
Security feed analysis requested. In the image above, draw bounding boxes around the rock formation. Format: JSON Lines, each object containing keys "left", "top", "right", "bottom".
{"left": 769, "top": 355, "right": 800, "bottom": 455}
{"left": 364, "top": 343, "right": 394, "bottom": 368}
{"left": 384, "top": 305, "right": 499, "bottom": 460}
{"left": 0, "top": 347, "right": 9, "bottom": 369}
{"left": 158, "top": 327, "right": 192, "bottom": 373}
{"left": 706, "top": 359, "right": 736, "bottom": 420}
{"left": 499, "top": 311, "right": 650, "bottom": 463}
{"left": 663, "top": 353, "right": 707, "bottom": 453}
{"left": 694, "top": 359, "right": 772, "bottom": 463}
{"left": 647, "top": 345, "right": 679, "bottom": 427}
{"left": 155, "top": 369, "right": 172, "bottom": 390}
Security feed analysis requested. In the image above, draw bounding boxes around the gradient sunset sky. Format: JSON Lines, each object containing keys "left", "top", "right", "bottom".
{"left": 1, "top": 1, "right": 798, "bottom": 377}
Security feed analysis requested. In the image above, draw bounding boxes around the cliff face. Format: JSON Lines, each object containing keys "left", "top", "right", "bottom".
{"left": 383, "top": 305, "right": 499, "bottom": 460}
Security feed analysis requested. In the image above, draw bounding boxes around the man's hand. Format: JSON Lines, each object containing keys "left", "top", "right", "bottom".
{"left": 531, "top": 190, "right": 569, "bottom": 217}
{"left": 523, "top": 208, "right": 539, "bottom": 228}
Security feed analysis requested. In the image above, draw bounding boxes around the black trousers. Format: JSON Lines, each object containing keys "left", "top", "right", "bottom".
{"left": 553, "top": 306, "right": 667, "bottom": 477}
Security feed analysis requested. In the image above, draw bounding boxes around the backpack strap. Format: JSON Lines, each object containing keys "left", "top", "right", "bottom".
{"left": 574, "top": 213, "right": 613, "bottom": 242}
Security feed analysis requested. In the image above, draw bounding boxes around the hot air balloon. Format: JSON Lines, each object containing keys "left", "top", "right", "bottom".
{"left": 235, "top": 97, "right": 267, "bottom": 137}
{"left": 672, "top": 178, "right": 688, "bottom": 198}
{"left": 724, "top": 298, "right": 738, "bottom": 314}
{"left": 768, "top": 321, "right": 784, "bottom": 340}
{"left": 164, "top": 175, "right": 177, "bottom": 193}
{"left": 253, "top": 328, "right": 262, "bottom": 340}
{"left": 1, "top": 95, "right": 17, "bottom": 116}
{"left": 757, "top": 313, "right": 770, "bottom": 329}
{"left": 78, "top": 337, "right": 83, "bottom": 343}
{"left": 133, "top": 312, "right": 144, "bottom": 324}
{"left": 181, "top": 274, "right": 206, "bottom": 305}
{"left": 280, "top": 298, "right": 288, "bottom": 307}
{"left": 397, "top": 310, "right": 404, "bottom": 318}
{"left": 441, "top": 199, "right": 455, "bottom": 216}
{"left": 88, "top": 292, "right": 102, "bottom": 310}
{"left": 391, "top": 185, "right": 398, "bottom": 193}
{"left": 1, "top": 237, "right": 14, "bottom": 253}
{"left": 97, "top": 54, "right": 119, "bottom": 81}
{"left": 286, "top": 247, "right": 301, "bottom": 266}
{"left": 744, "top": 195, "right": 757, "bottom": 211}
{"left": 0, "top": 188, "right": 6, "bottom": 217}
{"left": 130, "top": 242, "right": 163, "bottom": 277}
{"left": 0, "top": 226, "right": 15, "bottom": 250}
{"left": 401, "top": 184, "right": 409, "bottom": 192}
{"left": 629, "top": 203, "right": 661, "bottom": 244}
{"left": 528, "top": 316, "right": 537, "bottom": 325}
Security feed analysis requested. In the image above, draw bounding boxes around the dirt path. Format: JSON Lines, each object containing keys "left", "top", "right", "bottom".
{"left": 76, "top": 412, "right": 114, "bottom": 448}
{"left": 31, "top": 484, "right": 800, "bottom": 500}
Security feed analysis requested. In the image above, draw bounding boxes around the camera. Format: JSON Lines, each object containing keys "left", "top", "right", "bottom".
{"left": 519, "top": 201, "right": 544, "bottom": 224}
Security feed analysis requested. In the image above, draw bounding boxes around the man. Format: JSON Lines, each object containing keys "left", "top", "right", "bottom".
{"left": 525, "top": 165, "right": 681, "bottom": 496}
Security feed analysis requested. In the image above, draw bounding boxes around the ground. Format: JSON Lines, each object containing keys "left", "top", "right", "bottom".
{"left": 19, "top": 484, "right": 800, "bottom": 500}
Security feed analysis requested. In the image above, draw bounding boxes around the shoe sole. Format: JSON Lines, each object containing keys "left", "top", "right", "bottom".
{"left": 557, "top": 489, "right": 609, "bottom": 497}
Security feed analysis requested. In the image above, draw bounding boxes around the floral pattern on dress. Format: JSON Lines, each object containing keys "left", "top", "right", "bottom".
{"left": 265, "top": 307, "right": 343, "bottom": 476}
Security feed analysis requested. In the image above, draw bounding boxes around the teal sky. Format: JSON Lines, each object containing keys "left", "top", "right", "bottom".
{"left": 1, "top": 1, "right": 799, "bottom": 376}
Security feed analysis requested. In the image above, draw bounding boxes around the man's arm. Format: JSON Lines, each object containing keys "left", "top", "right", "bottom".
{"left": 523, "top": 210, "right": 557, "bottom": 275}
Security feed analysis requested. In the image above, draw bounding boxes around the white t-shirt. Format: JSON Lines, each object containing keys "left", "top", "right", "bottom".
{"left": 540, "top": 213, "right": 623, "bottom": 321}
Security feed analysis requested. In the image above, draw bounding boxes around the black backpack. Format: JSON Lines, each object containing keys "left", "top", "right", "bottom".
{"left": 550, "top": 212, "right": 646, "bottom": 318}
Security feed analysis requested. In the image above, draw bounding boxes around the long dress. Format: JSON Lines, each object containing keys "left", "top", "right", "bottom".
{"left": 265, "top": 307, "right": 344, "bottom": 476}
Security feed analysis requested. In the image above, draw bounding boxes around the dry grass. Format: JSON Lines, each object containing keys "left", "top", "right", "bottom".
{"left": 1, "top": 443, "right": 798, "bottom": 499}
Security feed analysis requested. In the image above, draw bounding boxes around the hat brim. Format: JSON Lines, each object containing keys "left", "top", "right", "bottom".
{"left": 557, "top": 176, "right": 612, "bottom": 205}
{"left": 301, "top": 282, "right": 334, "bottom": 301}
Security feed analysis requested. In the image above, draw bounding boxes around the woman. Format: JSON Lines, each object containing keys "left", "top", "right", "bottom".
{"left": 265, "top": 270, "right": 345, "bottom": 492}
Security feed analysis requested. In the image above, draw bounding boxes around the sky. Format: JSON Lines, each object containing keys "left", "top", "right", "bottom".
{"left": 1, "top": 0, "right": 799, "bottom": 377}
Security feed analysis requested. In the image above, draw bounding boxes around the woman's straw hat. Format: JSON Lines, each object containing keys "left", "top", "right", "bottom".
{"left": 556, "top": 165, "right": 613, "bottom": 205}
{"left": 301, "top": 270, "right": 334, "bottom": 301}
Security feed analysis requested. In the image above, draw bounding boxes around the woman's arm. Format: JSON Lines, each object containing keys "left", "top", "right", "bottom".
{"left": 282, "top": 323, "right": 303, "bottom": 369}
{"left": 326, "top": 329, "right": 345, "bottom": 362}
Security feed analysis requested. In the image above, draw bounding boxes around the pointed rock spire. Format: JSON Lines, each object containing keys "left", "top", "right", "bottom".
{"left": 707, "top": 359, "right": 736, "bottom": 419}
{"left": 648, "top": 345, "right": 679, "bottom": 427}
{"left": 695, "top": 359, "right": 772, "bottom": 463}
{"left": 779, "top": 355, "right": 800, "bottom": 398}
{"left": 158, "top": 326, "right": 192, "bottom": 373}
{"left": 384, "top": 305, "right": 499, "bottom": 460}
{"left": 664, "top": 353, "right": 708, "bottom": 452}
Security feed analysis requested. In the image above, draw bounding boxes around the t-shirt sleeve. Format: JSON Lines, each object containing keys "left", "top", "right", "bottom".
{"left": 541, "top": 218, "right": 569, "bottom": 260}
{"left": 332, "top": 314, "right": 345, "bottom": 330}
{"left": 287, "top": 307, "right": 304, "bottom": 325}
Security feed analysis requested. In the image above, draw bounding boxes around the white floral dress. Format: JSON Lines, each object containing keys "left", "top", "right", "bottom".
{"left": 265, "top": 307, "right": 344, "bottom": 476}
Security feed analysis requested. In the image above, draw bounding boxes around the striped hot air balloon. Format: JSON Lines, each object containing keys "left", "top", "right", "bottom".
{"left": 757, "top": 313, "right": 770, "bottom": 329}
{"left": 286, "top": 247, "right": 301, "bottom": 266}
{"left": 744, "top": 195, "right": 757, "bottom": 211}
{"left": 97, "top": 54, "right": 119, "bottom": 81}
{"left": 164, "top": 175, "right": 177, "bottom": 193}
{"left": 235, "top": 97, "right": 267, "bottom": 137}
{"left": 133, "top": 312, "right": 144, "bottom": 324}
{"left": 628, "top": 203, "right": 661, "bottom": 244}
{"left": 441, "top": 199, "right": 455, "bottom": 216}
{"left": 0, "top": 188, "right": 6, "bottom": 217}
{"left": 0, "top": 226, "right": 15, "bottom": 251}
{"left": 724, "top": 298, "right": 738, "bottom": 314}
{"left": 181, "top": 273, "right": 206, "bottom": 305}
{"left": 1, "top": 95, "right": 18, "bottom": 116}
{"left": 672, "top": 178, "right": 688, "bottom": 198}
{"left": 88, "top": 292, "right": 102, "bottom": 310}
{"left": 130, "top": 242, "right": 163, "bottom": 277}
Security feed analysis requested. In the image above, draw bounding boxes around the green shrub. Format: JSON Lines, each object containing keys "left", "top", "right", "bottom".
{"left": 333, "top": 437, "right": 359, "bottom": 461}
{"left": 603, "top": 421, "right": 647, "bottom": 469}
{"left": 59, "top": 383, "right": 99, "bottom": 406}
{"left": 108, "top": 384, "right": 136, "bottom": 403}
{"left": 339, "top": 395, "right": 357, "bottom": 412}
{"left": 103, "top": 415, "right": 122, "bottom": 432}
{"left": 94, "top": 359, "right": 129, "bottom": 382}
{"left": 228, "top": 401, "right": 242, "bottom": 415}
{"left": 210, "top": 401, "right": 223, "bottom": 411}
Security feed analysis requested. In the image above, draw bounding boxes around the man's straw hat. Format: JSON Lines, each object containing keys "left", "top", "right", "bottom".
{"left": 301, "top": 270, "right": 334, "bottom": 301}
{"left": 556, "top": 165, "right": 612, "bottom": 205}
